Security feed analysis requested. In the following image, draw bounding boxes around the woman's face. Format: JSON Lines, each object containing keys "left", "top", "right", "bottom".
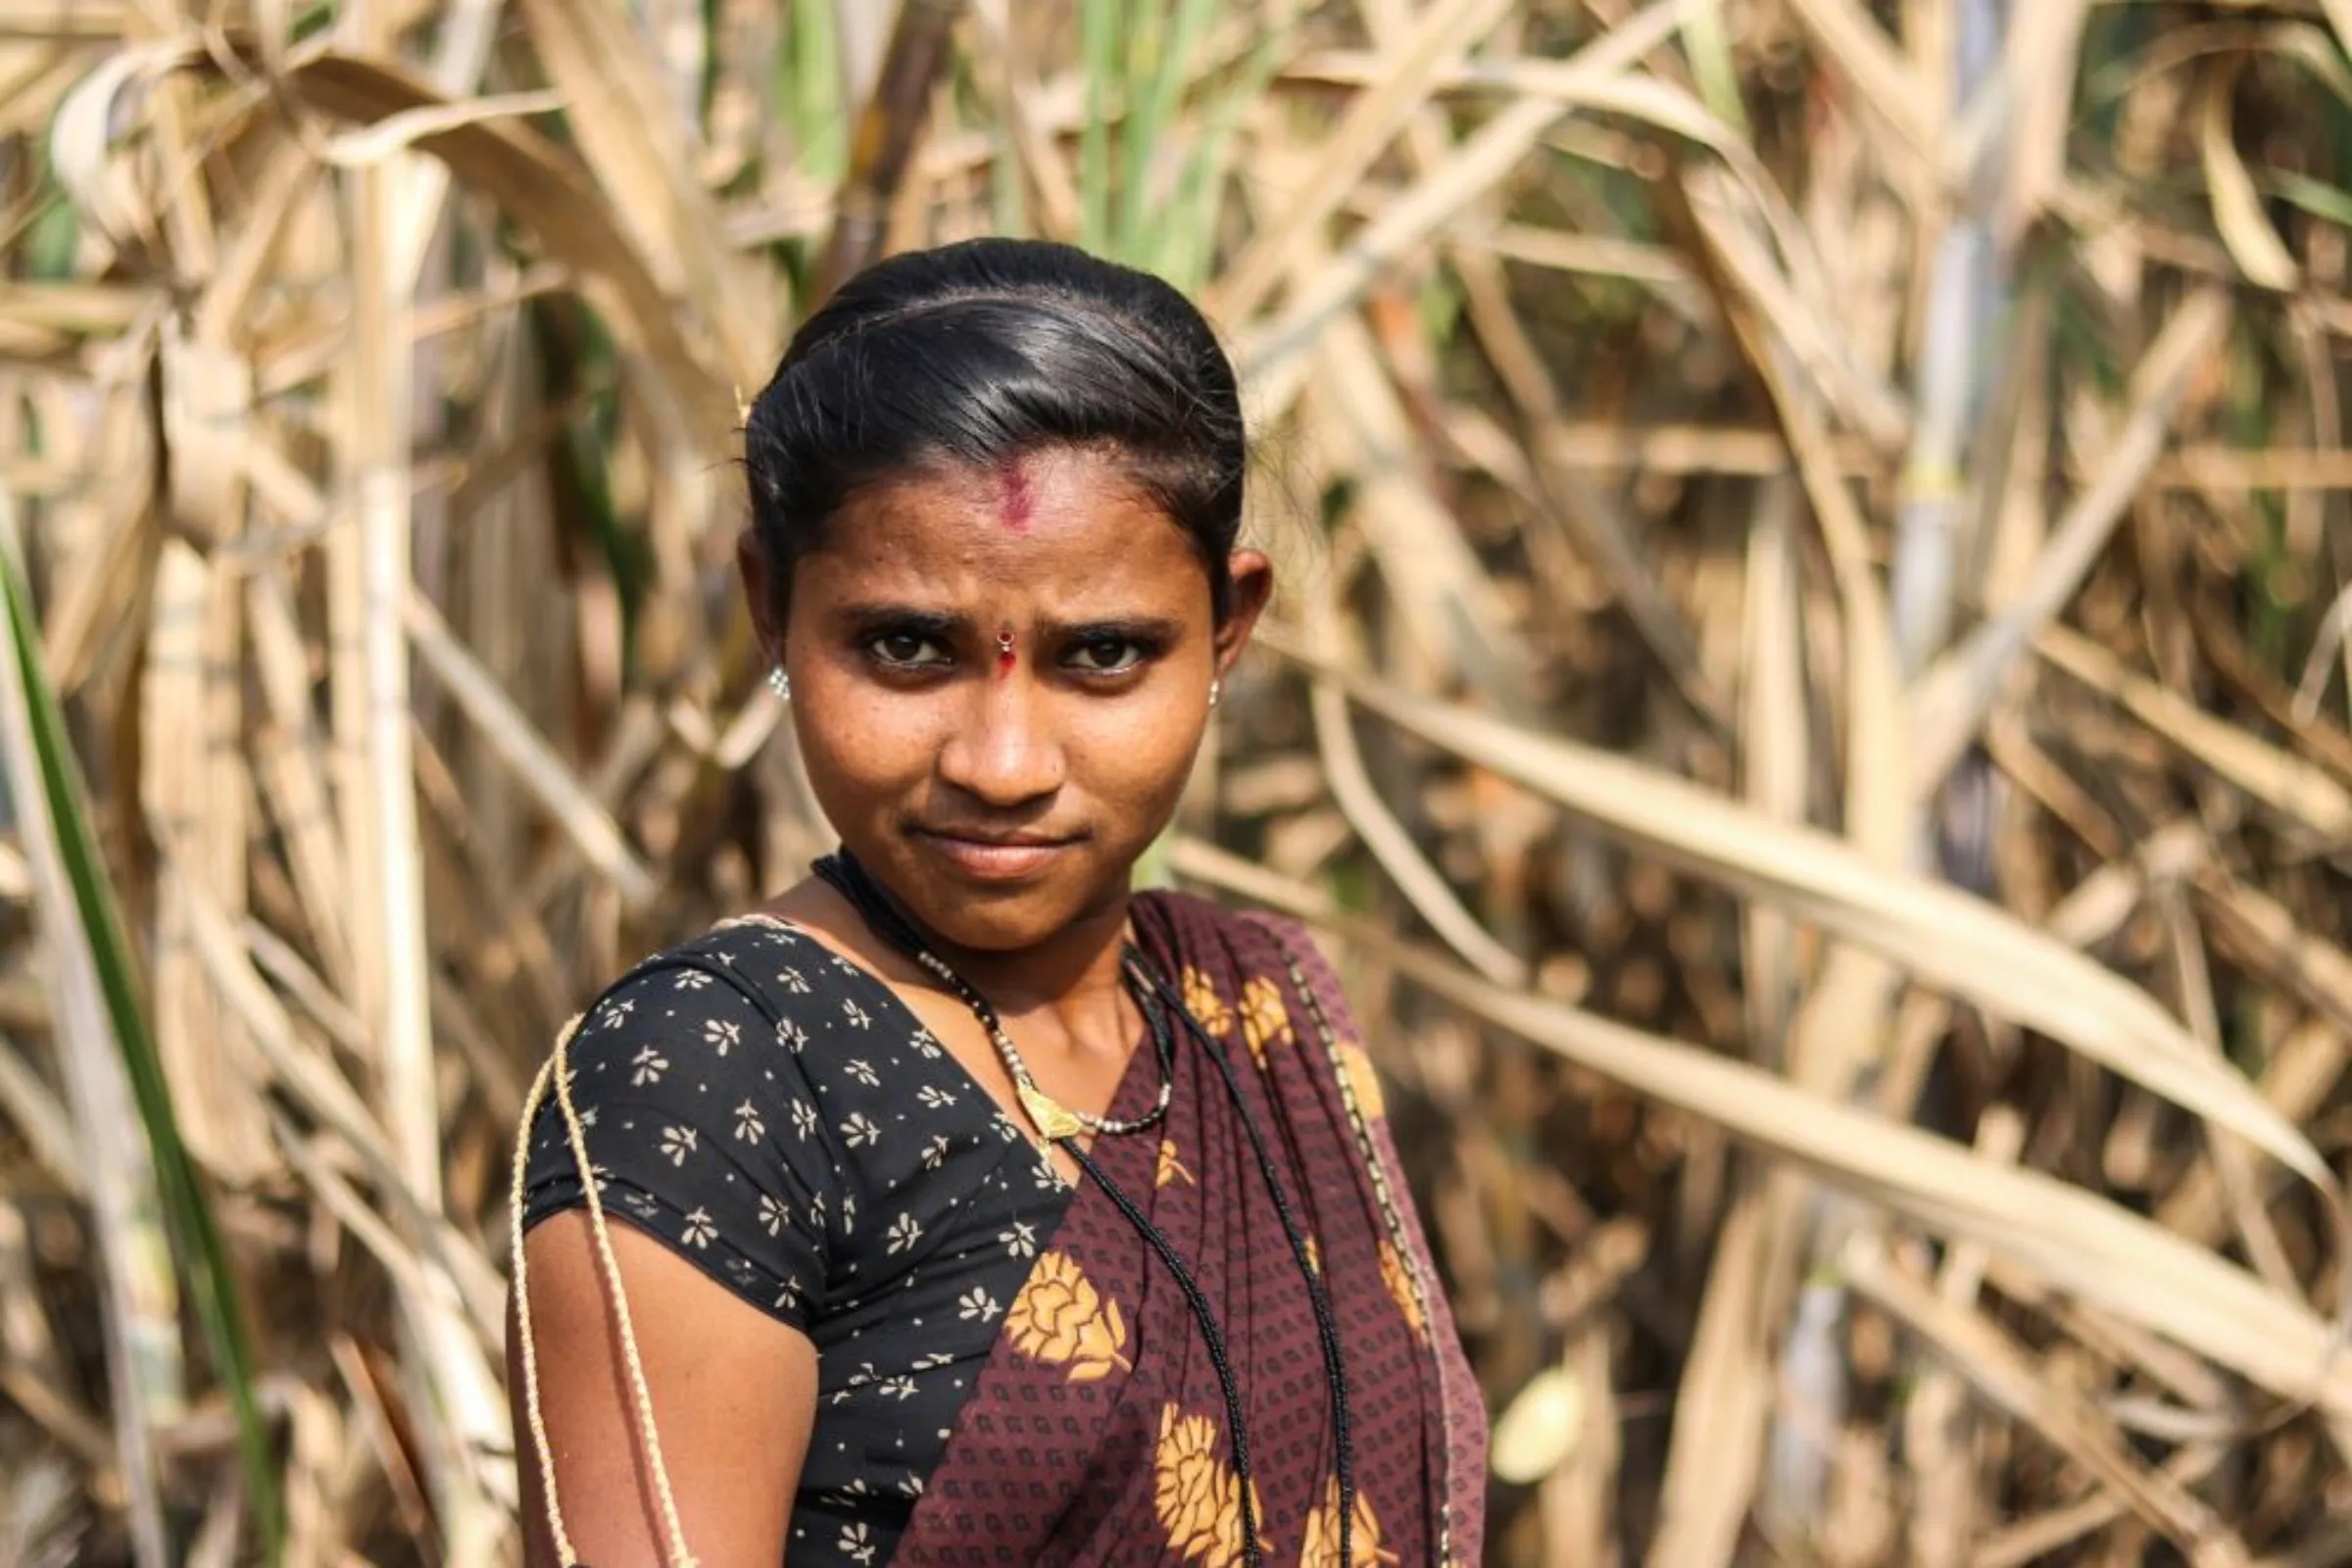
{"left": 743, "top": 445, "right": 1270, "bottom": 954}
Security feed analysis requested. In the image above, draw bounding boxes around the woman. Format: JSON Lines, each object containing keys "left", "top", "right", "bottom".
{"left": 509, "top": 238, "right": 1486, "bottom": 1568}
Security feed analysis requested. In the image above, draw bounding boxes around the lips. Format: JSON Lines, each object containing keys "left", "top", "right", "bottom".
{"left": 913, "top": 827, "right": 1080, "bottom": 881}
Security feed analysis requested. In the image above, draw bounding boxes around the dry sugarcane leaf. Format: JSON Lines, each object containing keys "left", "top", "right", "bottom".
{"left": 1234, "top": 0, "right": 1687, "bottom": 412}
{"left": 0, "top": 1025, "right": 79, "bottom": 1202}
{"left": 46, "top": 34, "right": 736, "bottom": 442}
{"left": 1299, "top": 569, "right": 1524, "bottom": 986}
{"left": 1672, "top": 169, "right": 1910, "bottom": 889}
{"left": 1253, "top": 629, "right": 2334, "bottom": 1199}
{"left": 2321, "top": 0, "right": 2352, "bottom": 69}
{"left": 316, "top": 89, "right": 569, "bottom": 169}
{"left": 2199, "top": 56, "right": 2298, "bottom": 292}
{"left": 966, "top": 0, "right": 1082, "bottom": 240}
{"left": 2196, "top": 871, "right": 2352, "bottom": 1044}
{"left": 2038, "top": 625, "right": 2352, "bottom": 848}
{"left": 0, "top": 281, "right": 154, "bottom": 340}
{"left": 2160, "top": 1019, "right": 2344, "bottom": 1251}
{"left": 1656, "top": 482, "right": 1807, "bottom": 1563}
{"left": 1652, "top": 446, "right": 1869, "bottom": 1559}
{"left": 1972, "top": 1444, "right": 2233, "bottom": 1568}
{"left": 1680, "top": 161, "right": 1913, "bottom": 459}
{"left": 1675, "top": 163, "right": 1912, "bottom": 1157}
{"left": 139, "top": 540, "right": 273, "bottom": 1183}
{"left": 281, "top": 44, "right": 737, "bottom": 445}
{"left": 1901, "top": 1111, "right": 2028, "bottom": 1568}
{"left": 1646, "top": 1190, "right": 1779, "bottom": 1567}
{"left": 27, "top": 356, "right": 157, "bottom": 697}
{"left": 1840, "top": 1239, "right": 2252, "bottom": 1568}
{"left": 1241, "top": 172, "right": 1536, "bottom": 721}
{"left": 1541, "top": 1329, "right": 1621, "bottom": 1565}
{"left": 373, "top": 0, "right": 517, "bottom": 296}
{"left": 243, "top": 565, "right": 358, "bottom": 993}
{"left": 513, "top": 0, "right": 776, "bottom": 395}
{"left": 331, "top": 154, "right": 423, "bottom": 1192}
{"left": 1910, "top": 288, "right": 2233, "bottom": 796}
{"left": 1984, "top": 0, "right": 2097, "bottom": 245}
{"left": 1335, "top": 0, "right": 1730, "bottom": 734}
{"left": 1211, "top": 0, "right": 1518, "bottom": 323}
{"left": 1301, "top": 315, "right": 1541, "bottom": 718}
{"left": 1740, "top": 478, "right": 1807, "bottom": 1060}
{"left": 0, "top": 0, "right": 130, "bottom": 39}
{"left": 43, "top": 38, "right": 184, "bottom": 264}
{"left": 175, "top": 874, "right": 513, "bottom": 1406}
{"left": 1175, "top": 836, "right": 2352, "bottom": 1430}
{"left": 403, "top": 587, "right": 660, "bottom": 906}
{"left": 1777, "top": 0, "right": 1935, "bottom": 168}
{"left": 2158, "top": 880, "right": 2300, "bottom": 1298}
{"left": 0, "top": 42, "right": 100, "bottom": 142}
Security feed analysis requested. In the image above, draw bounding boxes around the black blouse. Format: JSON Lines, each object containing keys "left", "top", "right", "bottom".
{"left": 520, "top": 914, "right": 1079, "bottom": 1566}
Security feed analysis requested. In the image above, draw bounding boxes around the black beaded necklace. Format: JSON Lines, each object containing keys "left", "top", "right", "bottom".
{"left": 812, "top": 851, "right": 1355, "bottom": 1567}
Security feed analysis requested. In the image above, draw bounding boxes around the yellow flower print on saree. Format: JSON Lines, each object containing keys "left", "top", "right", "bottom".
{"left": 1004, "top": 1250, "right": 1132, "bottom": 1382}
{"left": 1154, "top": 1404, "right": 1267, "bottom": 1567}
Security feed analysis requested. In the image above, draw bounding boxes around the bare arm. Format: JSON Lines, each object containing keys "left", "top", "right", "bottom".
{"left": 509, "top": 1213, "right": 819, "bottom": 1568}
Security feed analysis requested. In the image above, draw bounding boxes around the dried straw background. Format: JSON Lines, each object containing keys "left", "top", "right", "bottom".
{"left": 5, "top": 0, "right": 2352, "bottom": 1562}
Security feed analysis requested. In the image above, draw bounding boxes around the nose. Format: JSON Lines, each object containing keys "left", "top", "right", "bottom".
{"left": 936, "top": 678, "right": 1064, "bottom": 808}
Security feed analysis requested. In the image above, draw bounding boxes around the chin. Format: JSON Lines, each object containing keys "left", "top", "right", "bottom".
{"left": 907, "top": 885, "right": 1088, "bottom": 954}
{"left": 872, "top": 837, "right": 1135, "bottom": 952}
{"left": 937, "top": 906, "right": 1064, "bottom": 953}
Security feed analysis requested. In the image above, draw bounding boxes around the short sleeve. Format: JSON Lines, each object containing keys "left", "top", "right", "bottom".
{"left": 519, "top": 947, "right": 842, "bottom": 1332}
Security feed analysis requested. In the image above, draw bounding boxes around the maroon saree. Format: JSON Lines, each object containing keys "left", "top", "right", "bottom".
{"left": 887, "top": 893, "right": 1487, "bottom": 1566}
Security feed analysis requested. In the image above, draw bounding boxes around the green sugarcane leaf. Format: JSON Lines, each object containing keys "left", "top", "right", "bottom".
{"left": 0, "top": 525, "right": 282, "bottom": 1563}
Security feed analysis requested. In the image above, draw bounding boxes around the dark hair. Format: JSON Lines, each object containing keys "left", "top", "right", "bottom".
{"left": 743, "top": 239, "right": 1248, "bottom": 619}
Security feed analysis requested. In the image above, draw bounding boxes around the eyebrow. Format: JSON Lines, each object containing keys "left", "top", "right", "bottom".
{"left": 831, "top": 603, "right": 963, "bottom": 637}
{"left": 827, "top": 604, "right": 1189, "bottom": 643}
{"left": 1046, "top": 613, "right": 1188, "bottom": 644}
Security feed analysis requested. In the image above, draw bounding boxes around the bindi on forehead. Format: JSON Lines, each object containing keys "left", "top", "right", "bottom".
{"left": 996, "top": 457, "right": 1036, "bottom": 533}
{"left": 996, "top": 624, "right": 1017, "bottom": 679}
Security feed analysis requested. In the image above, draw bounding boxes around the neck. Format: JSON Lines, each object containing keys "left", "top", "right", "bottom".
{"left": 824, "top": 850, "right": 1142, "bottom": 1032}
{"left": 935, "top": 888, "right": 1136, "bottom": 1020}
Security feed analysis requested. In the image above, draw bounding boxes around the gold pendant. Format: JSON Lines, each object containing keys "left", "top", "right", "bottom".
{"left": 1017, "top": 1081, "right": 1084, "bottom": 1143}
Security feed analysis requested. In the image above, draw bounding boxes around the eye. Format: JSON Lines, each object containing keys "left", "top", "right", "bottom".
{"left": 1063, "top": 638, "right": 1149, "bottom": 675}
{"left": 868, "top": 632, "right": 950, "bottom": 668}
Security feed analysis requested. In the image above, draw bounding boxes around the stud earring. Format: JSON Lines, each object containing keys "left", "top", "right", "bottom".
{"left": 768, "top": 665, "right": 791, "bottom": 703}
{"left": 1208, "top": 678, "right": 1222, "bottom": 710}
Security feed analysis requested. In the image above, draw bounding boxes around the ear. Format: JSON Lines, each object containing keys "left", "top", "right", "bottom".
{"left": 1211, "top": 549, "right": 1275, "bottom": 679}
{"left": 736, "top": 528, "right": 785, "bottom": 662}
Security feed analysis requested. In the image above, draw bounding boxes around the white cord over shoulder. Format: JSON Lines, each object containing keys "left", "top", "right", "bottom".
{"left": 510, "top": 1011, "right": 700, "bottom": 1568}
